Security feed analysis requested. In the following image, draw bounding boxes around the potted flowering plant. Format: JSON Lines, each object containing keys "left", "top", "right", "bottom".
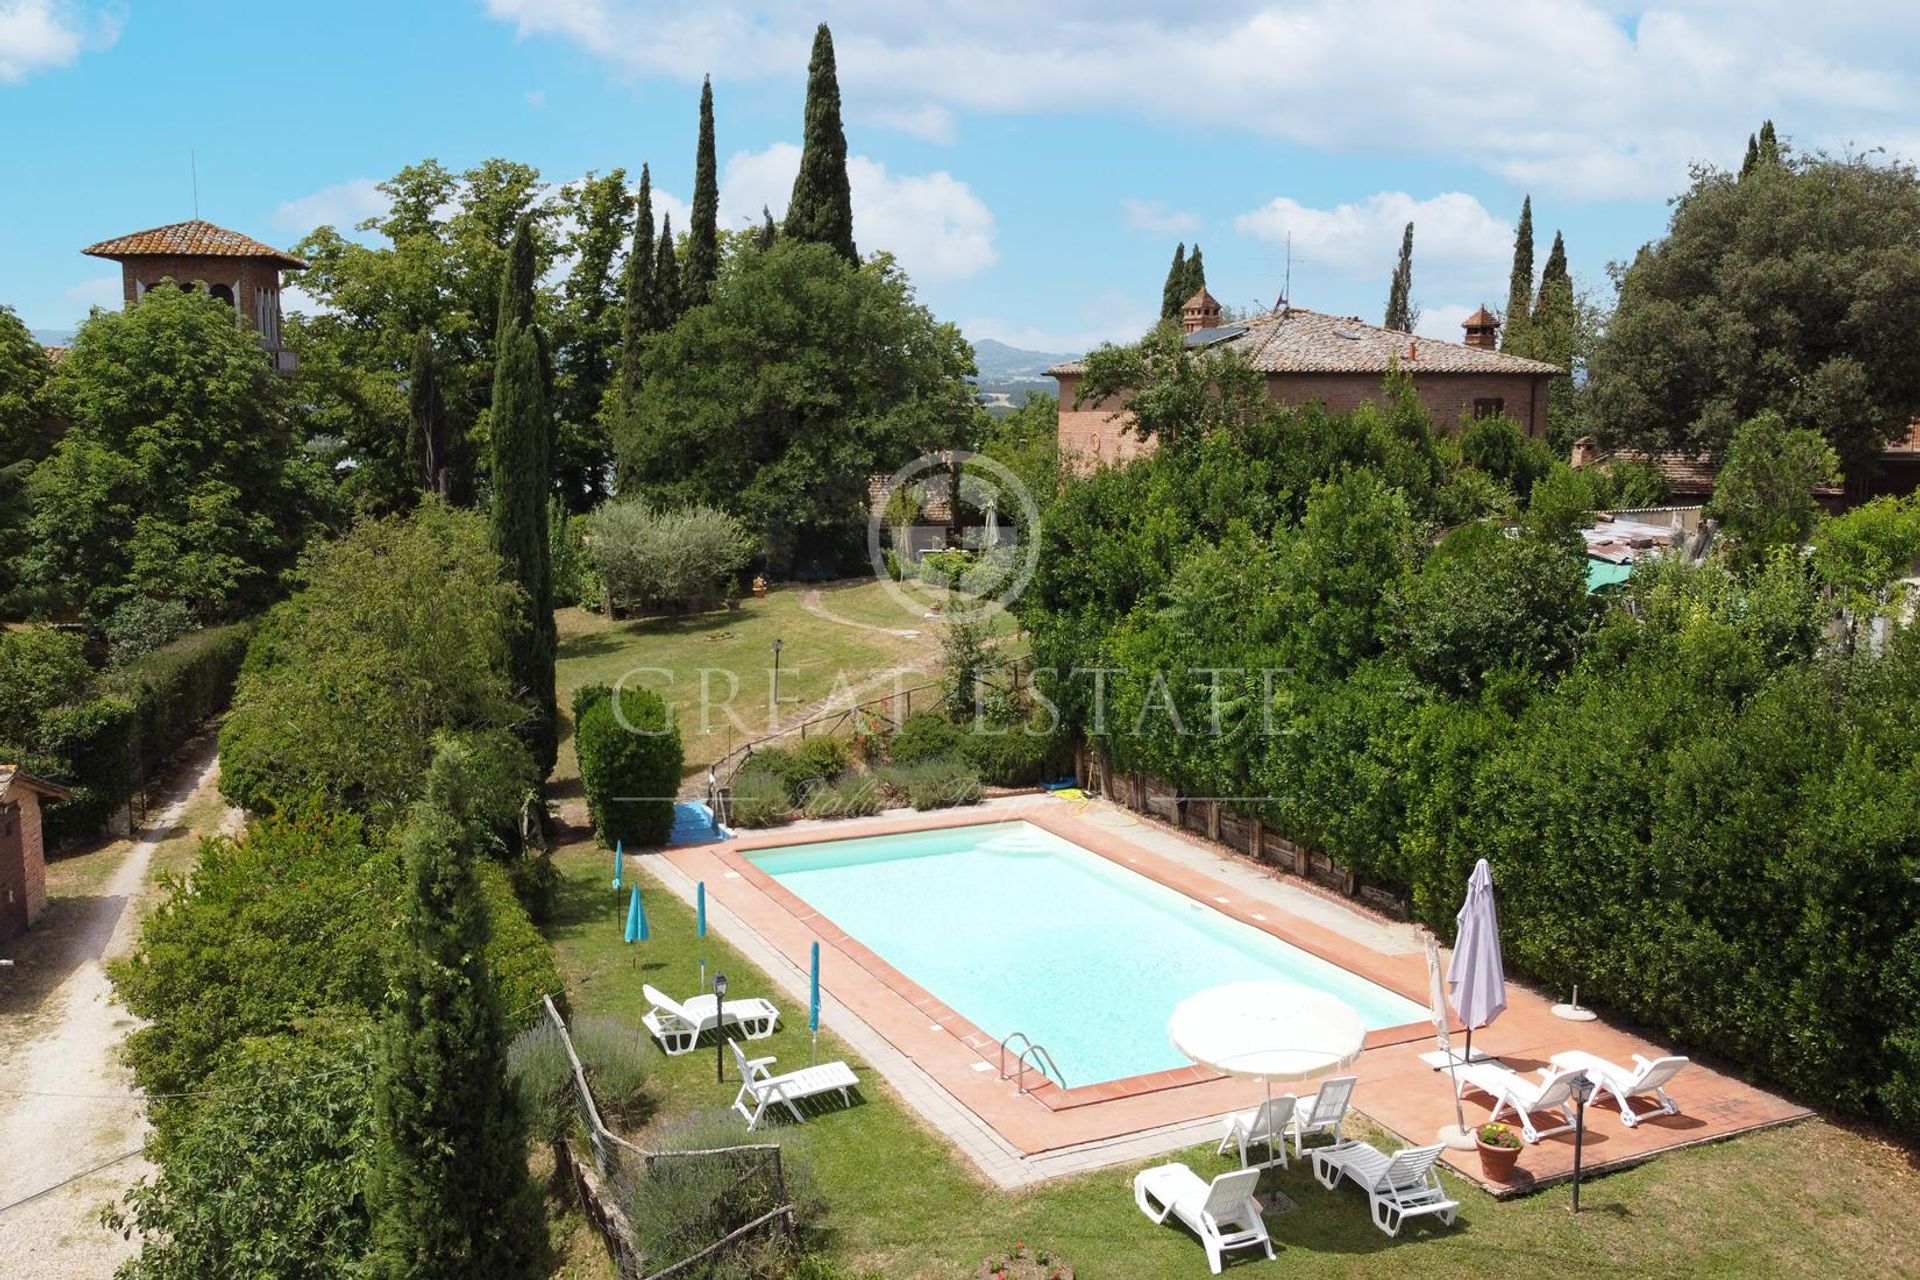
{"left": 1475, "top": 1121, "right": 1523, "bottom": 1180}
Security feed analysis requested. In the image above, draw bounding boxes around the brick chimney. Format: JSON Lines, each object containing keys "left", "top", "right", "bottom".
{"left": 1461, "top": 304, "right": 1499, "bottom": 349}
{"left": 1182, "top": 287, "right": 1222, "bottom": 335}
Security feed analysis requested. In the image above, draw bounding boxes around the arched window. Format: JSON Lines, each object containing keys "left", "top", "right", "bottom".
{"left": 208, "top": 283, "right": 235, "bottom": 307}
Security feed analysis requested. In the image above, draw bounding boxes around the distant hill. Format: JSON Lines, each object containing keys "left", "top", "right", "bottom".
{"left": 969, "top": 337, "right": 1075, "bottom": 384}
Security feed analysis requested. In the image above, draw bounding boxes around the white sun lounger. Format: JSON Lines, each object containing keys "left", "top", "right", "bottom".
{"left": 728, "top": 1040, "right": 859, "bottom": 1130}
{"left": 1456, "top": 1062, "right": 1581, "bottom": 1142}
{"left": 1311, "top": 1140, "right": 1459, "bottom": 1237}
{"left": 1219, "top": 1094, "right": 1297, "bottom": 1168}
{"left": 1287, "top": 1074, "right": 1357, "bottom": 1157}
{"left": 1133, "top": 1163, "right": 1275, "bottom": 1274}
{"left": 1549, "top": 1050, "right": 1691, "bottom": 1126}
{"left": 642, "top": 982, "right": 779, "bottom": 1055}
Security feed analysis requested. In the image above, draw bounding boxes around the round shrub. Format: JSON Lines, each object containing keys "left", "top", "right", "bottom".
{"left": 887, "top": 712, "right": 965, "bottom": 766}
{"left": 728, "top": 765, "right": 792, "bottom": 829}
{"left": 575, "top": 684, "right": 683, "bottom": 849}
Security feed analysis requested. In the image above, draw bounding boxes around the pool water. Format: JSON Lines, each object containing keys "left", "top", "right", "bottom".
{"left": 749, "top": 820, "right": 1428, "bottom": 1086}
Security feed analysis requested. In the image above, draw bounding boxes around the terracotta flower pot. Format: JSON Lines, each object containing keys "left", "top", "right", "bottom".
{"left": 1476, "top": 1133, "right": 1522, "bottom": 1181}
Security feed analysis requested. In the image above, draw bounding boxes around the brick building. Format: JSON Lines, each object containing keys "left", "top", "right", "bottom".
{"left": 1, "top": 766, "right": 70, "bottom": 944}
{"left": 82, "top": 219, "right": 307, "bottom": 374}
{"left": 1050, "top": 294, "right": 1560, "bottom": 469}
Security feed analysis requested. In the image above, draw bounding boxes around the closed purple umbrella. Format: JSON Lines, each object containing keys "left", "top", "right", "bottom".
{"left": 1447, "top": 858, "right": 1507, "bottom": 1064}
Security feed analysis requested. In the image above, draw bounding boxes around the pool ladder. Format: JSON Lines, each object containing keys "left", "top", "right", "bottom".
{"left": 998, "top": 1032, "right": 1066, "bottom": 1094}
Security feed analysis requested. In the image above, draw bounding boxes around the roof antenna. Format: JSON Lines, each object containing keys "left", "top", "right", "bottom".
{"left": 190, "top": 148, "right": 200, "bottom": 218}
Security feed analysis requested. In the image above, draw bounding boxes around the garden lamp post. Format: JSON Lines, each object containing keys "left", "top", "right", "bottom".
{"left": 713, "top": 972, "right": 729, "bottom": 1083}
{"left": 1568, "top": 1070, "right": 1594, "bottom": 1213}
{"left": 771, "top": 638, "right": 784, "bottom": 721}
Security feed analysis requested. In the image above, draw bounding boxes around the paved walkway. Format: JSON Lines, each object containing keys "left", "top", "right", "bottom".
{"left": 666, "top": 793, "right": 1811, "bottom": 1190}
{"left": 0, "top": 744, "right": 233, "bottom": 1277}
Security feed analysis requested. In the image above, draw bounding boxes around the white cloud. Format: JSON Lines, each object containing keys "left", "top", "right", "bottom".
{"left": 272, "top": 178, "right": 389, "bottom": 233}
{"left": 0, "top": 0, "right": 119, "bottom": 83}
{"left": 717, "top": 144, "right": 996, "bottom": 283}
{"left": 1415, "top": 302, "right": 1475, "bottom": 342}
{"left": 63, "top": 273, "right": 120, "bottom": 311}
{"left": 482, "top": 1, "right": 1920, "bottom": 199}
{"left": 1235, "top": 191, "right": 1511, "bottom": 283}
{"left": 860, "top": 103, "right": 957, "bottom": 144}
{"left": 1121, "top": 198, "right": 1200, "bottom": 236}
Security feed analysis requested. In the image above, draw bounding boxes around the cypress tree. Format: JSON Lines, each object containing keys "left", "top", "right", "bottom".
{"left": 614, "top": 164, "right": 657, "bottom": 418}
{"left": 758, "top": 204, "right": 778, "bottom": 252}
{"left": 1758, "top": 119, "right": 1780, "bottom": 165}
{"left": 1531, "top": 230, "right": 1577, "bottom": 444}
{"left": 1160, "top": 243, "right": 1188, "bottom": 322}
{"left": 1501, "top": 195, "right": 1534, "bottom": 353}
{"left": 784, "top": 23, "right": 857, "bottom": 262}
{"left": 654, "top": 212, "right": 681, "bottom": 323}
{"left": 367, "top": 812, "right": 544, "bottom": 1279}
{"left": 684, "top": 76, "right": 720, "bottom": 307}
{"left": 489, "top": 218, "right": 557, "bottom": 777}
{"left": 1741, "top": 133, "right": 1761, "bottom": 178}
{"left": 1384, "top": 222, "right": 1415, "bottom": 332}
{"left": 409, "top": 329, "right": 450, "bottom": 498}
{"left": 1185, "top": 243, "right": 1206, "bottom": 301}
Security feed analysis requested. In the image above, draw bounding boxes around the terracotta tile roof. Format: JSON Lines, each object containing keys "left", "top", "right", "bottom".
{"left": 1049, "top": 306, "right": 1562, "bottom": 377}
{"left": 1462, "top": 304, "right": 1498, "bottom": 328}
{"left": 82, "top": 219, "right": 308, "bottom": 270}
{"left": 0, "top": 764, "right": 72, "bottom": 801}
{"left": 1184, "top": 286, "right": 1220, "bottom": 311}
{"left": 1579, "top": 447, "right": 1850, "bottom": 497}
{"left": 1885, "top": 419, "right": 1920, "bottom": 455}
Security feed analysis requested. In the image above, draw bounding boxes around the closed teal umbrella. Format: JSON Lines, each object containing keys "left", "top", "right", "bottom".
{"left": 623, "top": 886, "right": 650, "bottom": 943}
{"left": 611, "top": 839, "right": 624, "bottom": 891}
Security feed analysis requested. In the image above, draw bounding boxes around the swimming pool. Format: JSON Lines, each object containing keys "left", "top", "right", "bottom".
{"left": 748, "top": 820, "right": 1428, "bottom": 1086}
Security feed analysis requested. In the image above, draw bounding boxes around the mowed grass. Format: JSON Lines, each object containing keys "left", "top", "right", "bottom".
{"left": 546, "top": 841, "right": 1920, "bottom": 1279}
{"left": 554, "top": 581, "right": 977, "bottom": 784}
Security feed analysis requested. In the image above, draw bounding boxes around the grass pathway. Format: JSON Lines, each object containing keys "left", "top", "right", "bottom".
{"left": 0, "top": 741, "right": 237, "bottom": 1279}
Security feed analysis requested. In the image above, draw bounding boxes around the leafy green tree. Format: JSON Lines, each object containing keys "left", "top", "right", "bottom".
{"left": 1501, "top": 195, "right": 1534, "bottom": 353}
{"left": 1708, "top": 411, "right": 1841, "bottom": 565}
{"left": 1076, "top": 324, "right": 1267, "bottom": 452}
{"left": 1591, "top": 143, "right": 1920, "bottom": 470}
{"left": 367, "top": 810, "right": 543, "bottom": 1280}
{"left": 489, "top": 218, "right": 558, "bottom": 777}
{"left": 1459, "top": 413, "right": 1555, "bottom": 501}
{"left": 289, "top": 158, "right": 556, "bottom": 509}
{"left": 552, "top": 168, "right": 631, "bottom": 508}
{"left": 0, "top": 304, "right": 55, "bottom": 608}
{"left": 1383, "top": 221, "right": 1415, "bottom": 332}
{"left": 617, "top": 241, "right": 976, "bottom": 573}
{"left": 785, "top": 24, "right": 857, "bottom": 262}
{"left": 586, "top": 498, "right": 752, "bottom": 610}
{"left": 1159, "top": 243, "right": 1188, "bottom": 323}
{"left": 27, "top": 287, "right": 319, "bottom": 623}
{"left": 1812, "top": 496, "right": 1920, "bottom": 634}
{"left": 684, "top": 77, "right": 721, "bottom": 308}
{"left": 1395, "top": 522, "right": 1591, "bottom": 695}
{"left": 0, "top": 627, "right": 91, "bottom": 750}
{"left": 1277, "top": 469, "right": 1416, "bottom": 677}
{"left": 110, "top": 1018, "right": 378, "bottom": 1280}
{"left": 218, "top": 503, "right": 525, "bottom": 818}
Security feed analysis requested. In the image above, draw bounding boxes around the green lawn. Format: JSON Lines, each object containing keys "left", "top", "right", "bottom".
{"left": 546, "top": 841, "right": 1920, "bottom": 1279}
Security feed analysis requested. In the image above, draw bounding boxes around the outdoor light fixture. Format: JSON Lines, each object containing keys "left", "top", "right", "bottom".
{"left": 1568, "top": 1069, "right": 1595, "bottom": 1213}
{"left": 713, "top": 972, "right": 730, "bottom": 1083}
{"left": 771, "top": 638, "right": 784, "bottom": 713}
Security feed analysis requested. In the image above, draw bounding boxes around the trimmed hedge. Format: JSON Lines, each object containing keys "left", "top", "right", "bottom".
{"left": 575, "top": 683, "right": 683, "bottom": 849}
{"left": 40, "top": 623, "right": 251, "bottom": 844}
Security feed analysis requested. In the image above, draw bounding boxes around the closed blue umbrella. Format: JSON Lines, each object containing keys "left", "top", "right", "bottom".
{"left": 697, "top": 881, "right": 707, "bottom": 938}
{"left": 623, "top": 886, "right": 650, "bottom": 943}
{"left": 1447, "top": 858, "right": 1507, "bottom": 1063}
{"left": 611, "top": 839, "right": 624, "bottom": 891}
{"left": 809, "top": 941, "right": 821, "bottom": 1065}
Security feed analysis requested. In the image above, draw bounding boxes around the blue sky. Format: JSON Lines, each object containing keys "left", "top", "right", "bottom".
{"left": 5, "top": 1, "right": 1919, "bottom": 353}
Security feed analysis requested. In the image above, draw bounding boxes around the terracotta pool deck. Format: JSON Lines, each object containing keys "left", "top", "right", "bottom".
{"left": 663, "top": 796, "right": 1810, "bottom": 1193}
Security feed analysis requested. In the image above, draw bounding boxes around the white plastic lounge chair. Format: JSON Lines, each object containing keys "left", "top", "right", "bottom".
{"left": 1219, "top": 1094, "right": 1298, "bottom": 1168}
{"left": 1286, "top": 1074, "right": 1357, "bottom": 1156}
{"left": 642, "top": 982, "right": 779, "bottom": 1055}
{"left": 1312, "top": 1141, "right": 1459, "bottom": 1237}
{"left": 1549, "top": 1050, "right": 1690, "bottom": 1127}
{"left": 728, "top": 1040, "right": 859, "bottom": 1130}
{"left": 1456, "top": 1062, "right": 1581, "bottom": 1142}
{"left": 1133, "top": 1163, "right": 1275, "bottom": 1274}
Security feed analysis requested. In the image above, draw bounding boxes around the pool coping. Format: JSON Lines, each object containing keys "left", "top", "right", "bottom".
{"left": 712, "top": 804, "right": 1436, "bottom": 1113}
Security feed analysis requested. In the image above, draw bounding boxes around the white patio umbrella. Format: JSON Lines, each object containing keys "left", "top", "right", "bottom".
{"left": 1424, "top": 931, "right": 1477, "bottom": 1150}
{"left": 1169, "top": 981, "right": 1366, "bottom": 1166}
{"left": 1447, "top": 858, "right": 1508, "bottom": 1065}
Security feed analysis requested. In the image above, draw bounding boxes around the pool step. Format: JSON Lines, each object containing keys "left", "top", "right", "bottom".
{"left": 667, "top": 800, "right": 729, "bottom": 847}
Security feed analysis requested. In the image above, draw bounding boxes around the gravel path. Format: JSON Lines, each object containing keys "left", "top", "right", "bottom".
{"left": 0, "top": 744, "right": 232, "bottom": 1278}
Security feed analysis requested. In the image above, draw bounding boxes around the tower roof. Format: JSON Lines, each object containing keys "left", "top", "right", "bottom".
{"left": 1462, "top": 305, "right": 1498, "bottom": 328}
{"left": 83, "top": 219, "right": 308, "bottom": 270}
{"left": 1184, "top": 287, "right": 1220, "bottom": 311}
